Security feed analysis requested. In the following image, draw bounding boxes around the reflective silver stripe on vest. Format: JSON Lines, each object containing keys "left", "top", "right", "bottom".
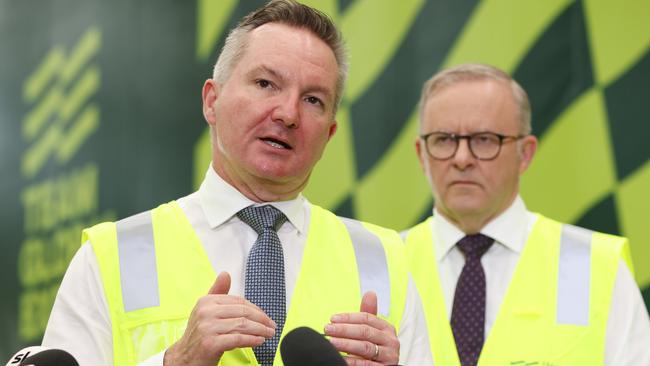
{"left": 116, "top": 211, "right": 160, "bottom": 312}
{"left": 340, "top": 218, "right": 391, "bottom": 317}
{"left": 556, "top": 224, "right": 592, "bottom": 325}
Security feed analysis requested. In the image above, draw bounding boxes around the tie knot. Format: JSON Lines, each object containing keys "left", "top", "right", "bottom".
{"left": 457, "top": 234, "right": 494, "bottom": 260}
{"left": 237, "top": 205, "right": 287, "bottom": 235}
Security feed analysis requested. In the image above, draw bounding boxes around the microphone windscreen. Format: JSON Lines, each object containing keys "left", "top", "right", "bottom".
{"left": 17, "top": 349, "right": 78, "bottom": 366}
{"left": 280, "top": 326, "right": 346, "bottom": 366}
{"left": 6, "top": 347, "right": 47, "bottom": 366}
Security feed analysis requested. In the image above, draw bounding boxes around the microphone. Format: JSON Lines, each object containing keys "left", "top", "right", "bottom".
{"left": 5, "top": 347, "right": 78, "bottom": 366}
{"left": 280, "top": 326, "right": 346, "bottom": 366}
{"left": 6, "top": 347, "right": 46, "bottom": 366}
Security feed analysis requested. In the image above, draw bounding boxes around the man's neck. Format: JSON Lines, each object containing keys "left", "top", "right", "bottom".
{"left": 212, "top": 162, "right": 304, "bottom": 203}
{"left": 443, "top": 213, "right": 493, "bottom": 235}
{"left": 436, "top": 196, "right": 518, "bottom": 235}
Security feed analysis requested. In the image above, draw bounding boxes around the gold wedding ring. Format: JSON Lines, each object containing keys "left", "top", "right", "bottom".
{"left": 372, "top": 343, "right": 379, "bottom": 361}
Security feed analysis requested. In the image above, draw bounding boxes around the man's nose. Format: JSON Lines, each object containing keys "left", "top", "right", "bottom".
{"left": 271, "top": 92, "right": 300, "bottom": 129}
{"left": 452, "top": 138, "right": 475, "bottom": 169}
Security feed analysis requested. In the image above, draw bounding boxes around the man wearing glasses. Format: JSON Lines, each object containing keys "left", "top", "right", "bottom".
{"left": 404, "top": 63, "right": 650, "bottom": 366}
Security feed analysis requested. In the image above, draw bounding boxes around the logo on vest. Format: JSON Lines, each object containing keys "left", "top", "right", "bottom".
{"left": 510, "top": 360, "right": 559, "bottom": 366}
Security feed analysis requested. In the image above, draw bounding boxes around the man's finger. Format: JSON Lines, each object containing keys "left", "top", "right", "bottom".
{"left": 329, "top": 337, "right": 397, "bottom": 365}
{"left": 211, "top": 333, "right": 267, "bottom": 353}
{"left": 325, "top": 324, "right": 386, "bottom": 344}
{"left": 200, "top": 293, "right": 269, "bottom": 317}
{"left": 210, "top": 317, "right": 276, "bottom": 338}
{"left": 360, "top": 291, "right": 377, "bottom": 315}
{"left": 209, "top": 271, "right": 231, "bottom": 295}
{"left": 212, "top": 304, "right": 277, "bottom": 328}
{"left": 329, "top": 312, "right": 395, "bottom": 332}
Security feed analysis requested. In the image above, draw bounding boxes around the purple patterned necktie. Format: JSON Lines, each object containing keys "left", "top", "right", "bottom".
{"left": 450, "top": 234, "right": 494, "bottom": 366}
{"left": 237, "top": 205, "right": 288, "bottom": 366}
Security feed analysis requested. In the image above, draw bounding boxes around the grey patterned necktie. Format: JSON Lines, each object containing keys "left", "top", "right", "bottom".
{"left": 237, "top": 205, "right": 287, "bottom": 366}
{"left": 237, "top": 205, "right": 288, "bottom": 366}
{"left": 450, "top": 234, "right": 494, "bottom": 366}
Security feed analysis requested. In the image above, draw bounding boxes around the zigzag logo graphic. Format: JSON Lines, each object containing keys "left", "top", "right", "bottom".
{"left": 21, "top": 27, "right": 102, "bottom": 179}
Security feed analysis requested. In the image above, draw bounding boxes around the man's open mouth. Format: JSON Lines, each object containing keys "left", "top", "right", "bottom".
{"left": 261, "top": 137, "right": 292, "bottom": 150}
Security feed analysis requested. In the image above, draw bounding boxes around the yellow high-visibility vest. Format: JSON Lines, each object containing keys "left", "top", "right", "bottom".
{"left": 84, "top": 201, "right": 408, "bottom": 365}
{"left": 405, "top": 214, "right": 632, "bottom": 366}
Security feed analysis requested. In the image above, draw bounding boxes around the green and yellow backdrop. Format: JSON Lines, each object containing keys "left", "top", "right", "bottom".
{"left": 0, "top": 0, "right": 648, "bottom": 358}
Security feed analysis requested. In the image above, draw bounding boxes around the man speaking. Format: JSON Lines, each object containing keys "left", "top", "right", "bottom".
{"left": 42, "top": 1, "right": 432, "bottom": 365}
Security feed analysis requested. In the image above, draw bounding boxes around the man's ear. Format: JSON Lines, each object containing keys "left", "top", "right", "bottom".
{"left": 415, "top": 137, "right": 426, "bottom": 172}
{"left": 518, "top": 134, "right": 538, "bottom": 174}
{"left": 327, "top": 121, "right": 337, "bottom": 140}
{"left": 202, "top": 79, "right": 220, "bottom": 126}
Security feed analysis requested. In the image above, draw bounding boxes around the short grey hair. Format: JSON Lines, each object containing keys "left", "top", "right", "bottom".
{"left": 212, "top": 0, "right": 348, "bottom": 111}
{"left": 419, "top": 63, "right": 532, "bottom": 135}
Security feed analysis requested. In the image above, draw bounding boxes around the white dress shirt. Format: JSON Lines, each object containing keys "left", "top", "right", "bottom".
{"left": 42, "top": 166, "right": 433, "bottom": 365}
{"left": 432, "top": 196, "right": 650, "bottom": 365}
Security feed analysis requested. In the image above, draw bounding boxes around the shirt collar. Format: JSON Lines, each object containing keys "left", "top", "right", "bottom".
{"left": 432, "top": 195, "right": 531, "bottom": 261}
{"left": 198, "top": 165, "right": 306, "bottom": 233}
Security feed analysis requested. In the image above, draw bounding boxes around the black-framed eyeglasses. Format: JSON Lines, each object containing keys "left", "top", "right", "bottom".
{"left": 420, "top": 132, "right": 525, "bottom": 160}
